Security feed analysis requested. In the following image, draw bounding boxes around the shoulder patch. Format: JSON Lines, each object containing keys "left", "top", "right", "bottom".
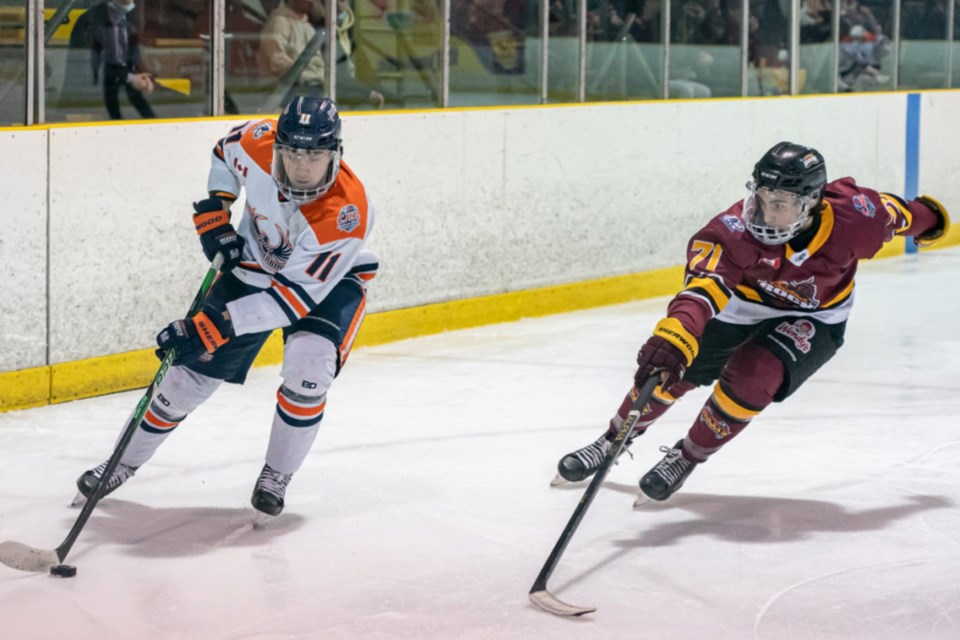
{"left": 337, "top": 204, "right": 361, "bottom": 233}
{"left": 252, "top": 121, "right": 273, "bottom": 139}
{"left": 851, "top": 194, "right": 876, "bottom": 218}
{"left": 721, "top": 215, "right": 745, "bottom": 233}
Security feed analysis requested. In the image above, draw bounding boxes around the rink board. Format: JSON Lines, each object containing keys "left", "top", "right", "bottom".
{"left": 1, "top": 91, "right": 959, "bottom": 411}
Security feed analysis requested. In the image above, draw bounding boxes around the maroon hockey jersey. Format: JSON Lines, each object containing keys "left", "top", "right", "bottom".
{"left": 667, "top": 177, "right": 940, "bottom": 338}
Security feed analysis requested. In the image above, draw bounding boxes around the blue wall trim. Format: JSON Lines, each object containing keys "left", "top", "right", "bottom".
{"left": 905, "top": 93, "right": 921, "bottom": 254}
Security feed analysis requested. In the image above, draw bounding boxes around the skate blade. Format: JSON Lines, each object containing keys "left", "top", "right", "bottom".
{"left": 70, "top": 492, "right": 87, "bottom": 507}
{"left": 549, "top": 474, "right": 570, "bottom": 487}
{"left": 632, "top": 492, "right": 652, "bottom": 509}
{"left": 252, "top": 511, "right": 278, "bottom": 529}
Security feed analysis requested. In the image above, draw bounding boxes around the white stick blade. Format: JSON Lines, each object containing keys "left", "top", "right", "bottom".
{"left": 529, "top": 589, "right": 596, "bottom": 617}
{"left": 0, "top": 541, "right": 60, "bottom": 573}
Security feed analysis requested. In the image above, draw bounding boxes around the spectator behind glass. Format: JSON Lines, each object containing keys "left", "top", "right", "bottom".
{"left": 69, "top": 0, "right": 156, "bottom": 120}
{"left": 259, "top": 0, "right": 384, "bottom": 109}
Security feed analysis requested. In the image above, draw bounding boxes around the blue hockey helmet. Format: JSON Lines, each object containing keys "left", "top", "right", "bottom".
{"left": 272, "top": 96, "right": 343, "bottom": 202}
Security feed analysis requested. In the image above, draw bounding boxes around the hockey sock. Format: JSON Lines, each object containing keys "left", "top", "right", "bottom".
{"left": 120, "top": 402, "right": 185, "bottom": 468}
{"left": 684, "top": 344, "right": 783, "bottom": 462}
{"left": 265, "top": 385, "right": 326, "bottom": 475}
{"left": 606, "top": 380, "right": 696, "bottom": 440}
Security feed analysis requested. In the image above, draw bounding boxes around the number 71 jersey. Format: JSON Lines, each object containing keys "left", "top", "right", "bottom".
{"left": 207, "top": 118, "right": 377, "bottom": 337}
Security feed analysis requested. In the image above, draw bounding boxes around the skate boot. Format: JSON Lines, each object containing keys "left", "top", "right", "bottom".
{"left": 251, "top": 464, "right": 293, "bottom": 516}
{"left": 638, "top": 440, "right": 697, "bottom": 502}
{"left": 75, "top": 461, "right": 138, "bottom": 500}
{"left": 554, "top": 432, "right": 633, "bottom": 484}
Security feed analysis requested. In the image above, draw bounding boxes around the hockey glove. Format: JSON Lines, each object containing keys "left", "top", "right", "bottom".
{"left": 156, "top": 304, "right": 233, "bottom": 366}
{"left": 913, "top": 195, "right": 951, "bottom": 247}
{"left": 635, "top": 318, "right": 699, "bottom": 389}
{"left": 194, "top": 197, "right": 244, "bottom": 271}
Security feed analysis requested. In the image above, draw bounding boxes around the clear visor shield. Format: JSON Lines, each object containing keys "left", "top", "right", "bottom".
{"left": 272, "top": 145, "right": 340, "bottom": 201}
{"left": 741, "top": 182, "right": 813, "bottom": 244}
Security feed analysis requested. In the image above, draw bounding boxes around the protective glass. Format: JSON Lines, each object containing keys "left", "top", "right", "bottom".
{"left": 272, "top": 145, "right": 340, "bottom": 202}
{"left": 741, "top": 181, "right": 816, "bottom": 245}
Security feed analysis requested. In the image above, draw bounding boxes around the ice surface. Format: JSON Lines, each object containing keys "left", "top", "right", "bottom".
{"left": 1, "top": 249, "right": 958, "bottom": 639}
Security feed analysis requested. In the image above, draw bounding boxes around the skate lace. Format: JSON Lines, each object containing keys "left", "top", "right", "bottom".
{"left": 91, "top": 461, "right": 137, "bottom": 490}
{"left": 256, "top": 466, "right": 292, "bottom": 499}
{"left": 652, "top": 445, "right": 693, "bottom": 485}
{"left": 573, "top": 436, "right": 611, "bottom": 471}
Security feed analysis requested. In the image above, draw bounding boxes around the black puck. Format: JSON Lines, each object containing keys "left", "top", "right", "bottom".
{"left": 50, "top": 564, "right": 77, "bottom": 578}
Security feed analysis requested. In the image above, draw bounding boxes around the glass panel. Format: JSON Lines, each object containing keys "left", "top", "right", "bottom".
{"left": 448, "top": 0, "right": 542, "bottom": 106}
{"left": 798, "top": 0, "right": 834, "bottom": 93}
{"left": 670, "top": 0, "right": 742, "bottom": 98}
{"left": 954, "top": 0, "right": 959, "bottom": 87}
{"left": 334, "top": 0, "right": 443, "bottom": 110}
{"left": 898, "top": 0, "right": 948, "bottom": 89}
{"left": 584, "top": 0, "right": 663, "bottom": 101}
{"left": 749, "top": 0, "right": 790, "bottom": 95}
{"left": 0, "top": 0, "right": 28, "bottom": 125}
{"left": 547, "top": 0, "right": 577, "bottom": 101}
{"left": 46, "top": 0, "right": 213, "bottom": 122}
{"left": 837, "top": 0, "right": 892, "bottom": 91}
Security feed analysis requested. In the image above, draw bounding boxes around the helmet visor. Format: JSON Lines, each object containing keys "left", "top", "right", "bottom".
{"left": 272, "top": 145, "right": 340, "bottom": 201}
{"left": 742, "top": 181, "right": 814, "bottom": 244}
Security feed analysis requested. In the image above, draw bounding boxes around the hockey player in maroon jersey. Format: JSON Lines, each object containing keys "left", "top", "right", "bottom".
{"left": 555, "top": 141, "right": 951, "bottom": 502}
{"left": 74, "top": 96, "right": 378, "bottom": 517}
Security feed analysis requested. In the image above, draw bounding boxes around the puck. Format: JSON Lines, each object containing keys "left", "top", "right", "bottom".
{"left": 50, "top": 564, "right": 77, "bottom": 578}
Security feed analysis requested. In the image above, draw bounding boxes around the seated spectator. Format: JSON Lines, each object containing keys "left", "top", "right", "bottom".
{"left": 259, "top": 0, "right": 384, "bottom": 109}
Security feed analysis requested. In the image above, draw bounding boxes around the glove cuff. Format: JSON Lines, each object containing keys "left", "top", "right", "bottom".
{"left": 193, "top": 209, "right": 229, "bottom": 236}
{"left": 914, "top": 194, "right": 951, "bottom": 247}
{"left": 192, "top": 310, "right": 231, "bottom": 353}
{"left": 653, "top": 317, "right": 699, "bottom": 366}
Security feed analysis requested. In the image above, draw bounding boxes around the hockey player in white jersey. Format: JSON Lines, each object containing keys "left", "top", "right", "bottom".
{"left": 76, "top": 96, "right": 378, "bottom": 516}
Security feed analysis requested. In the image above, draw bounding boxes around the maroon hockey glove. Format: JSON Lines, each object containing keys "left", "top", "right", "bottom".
{"left": 156, "top": 304, "right": 233, "bottom": 366}
{"left": 194, "top": 197, "right": 244, "bottom": 271}
{"left": 635, "top": 318, "right": 699, "bottom": 389}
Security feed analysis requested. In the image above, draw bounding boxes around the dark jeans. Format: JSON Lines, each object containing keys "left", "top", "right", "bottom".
{"left": 103, "top": 64, "right": 155, "bottom": 120}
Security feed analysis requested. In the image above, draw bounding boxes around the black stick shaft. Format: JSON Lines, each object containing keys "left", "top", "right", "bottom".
{"left": 54, "top": 259, "right": 223, "bottom": 563}
{"left": 529, "top": 375, "right": 660, "bottom": 593}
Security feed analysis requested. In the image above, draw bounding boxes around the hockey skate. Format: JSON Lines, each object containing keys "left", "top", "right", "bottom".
{"left": 73, "top": 461, "right": 138, "bottom": 505}
{"left": 251, "top": 464, "right": 293, "bottom": 517}
{"left": 634, "top": 440, "right": 697, "bottom": 506}
{"left": 552, "top": 432, "right": 633, "bottom": 486}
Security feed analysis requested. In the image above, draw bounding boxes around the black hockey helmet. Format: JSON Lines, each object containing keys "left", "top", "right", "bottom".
{"left": 273, "top": 96, "right": 342, "bottom": 202}
{"left": 742, "top": 142, "right": 827, "bottom": 245}
{"left": 752, "top": 141, "right": 826, "bottom": 201}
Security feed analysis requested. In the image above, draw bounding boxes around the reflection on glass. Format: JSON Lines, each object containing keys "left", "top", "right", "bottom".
{"left": 798, "top": 0, "right": 834, "bottom": 93}
{"left": 670, "top": 0, "right": 740, "bottom": 98}
{"left": 46, "top": 0, "right": 212, "bottom": 123}
{"left": 448, "top": 0, "right": 541, "bottom": 106}
{"left": 749, "top": 0, "right": 790, "bottom": 96}
{"left": 898, "top": 0, "right": 948, "bottom": 89}
{"left": 0, "top": 0, "right": 27, "bottom": 125}
{"left": 584, "top": 0, "right": 663, "bottom": 101}
{"left": 837, "top": 0, "right": 892, "bottom": 91}
{"left": 547, "top": 0, "right": 577, "bottom": 101}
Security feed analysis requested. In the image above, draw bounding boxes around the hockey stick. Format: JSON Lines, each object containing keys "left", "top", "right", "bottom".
{"left": 528, "top": 374, "right": 660, "bottom": 617}
{"left": 0, "top": 254, "right": 224, "bottom": 576}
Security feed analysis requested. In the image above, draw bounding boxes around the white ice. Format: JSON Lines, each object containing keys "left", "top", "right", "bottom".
{"left": 2, "top": 248, "right": 959, "bottom": 640}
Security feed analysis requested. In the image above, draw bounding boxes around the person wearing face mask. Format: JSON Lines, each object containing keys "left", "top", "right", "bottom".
{"left": 69, "top": 0, "right": 156, "bottom": 119}
{"left": 553, "top": 141, "right": 950, "bottom": 504}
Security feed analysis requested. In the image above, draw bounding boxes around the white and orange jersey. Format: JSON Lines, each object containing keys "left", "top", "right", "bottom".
{"left": 206, "top": 118, "right": 377, "bottom": 337}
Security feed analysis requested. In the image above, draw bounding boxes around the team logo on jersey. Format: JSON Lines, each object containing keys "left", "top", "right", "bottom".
{"left": 721, "top": 215, "right": 745, "bottom": 233}
{"left": 252, "top": 122, "right": 272, "bottom": 139}
{"left": 250, "top": 211, "right": 294, "bottom": 271}
{"left": 773, "top": 319, "right": 816, "bottom": 353}
{"left": 757, "top": 276, "right": 820, "bottom": 310}
{"left": 337, "top": 204, "right": 361, "bottom": 232}
{"left": 700, "top": 404, "right": 731, "bottom": 439}
{"left": 851, "top": 194, "right": 876, "bottom": 218}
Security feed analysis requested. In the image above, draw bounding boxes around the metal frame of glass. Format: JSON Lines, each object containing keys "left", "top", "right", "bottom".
{"left": 7, "top": 0, "right": 959, "bottom": 124}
